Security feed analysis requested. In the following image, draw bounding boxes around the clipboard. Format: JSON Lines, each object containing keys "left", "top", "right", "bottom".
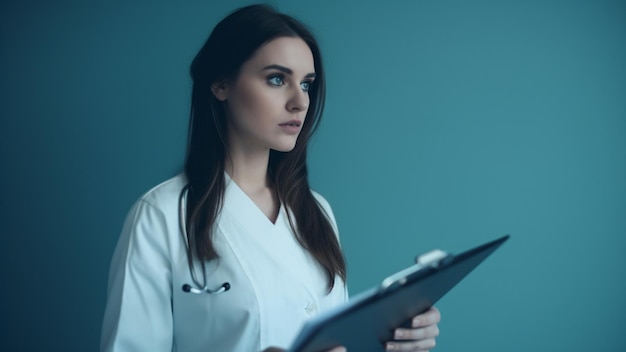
{"left": 288, "top": 235, "right": 510, "bottom": 352}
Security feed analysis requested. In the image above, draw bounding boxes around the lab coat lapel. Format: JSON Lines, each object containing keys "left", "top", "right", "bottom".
{"left": 221, "top": 177, "right": 323, "bottom": 298}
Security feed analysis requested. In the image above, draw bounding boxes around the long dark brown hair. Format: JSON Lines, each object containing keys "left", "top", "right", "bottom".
{"left": 183, "top": 4, "right": 346, "bottom": 290}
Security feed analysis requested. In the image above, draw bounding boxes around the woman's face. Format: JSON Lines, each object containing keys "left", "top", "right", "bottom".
{"left": 214, "top": 36, "right": 316, "bottom": 153}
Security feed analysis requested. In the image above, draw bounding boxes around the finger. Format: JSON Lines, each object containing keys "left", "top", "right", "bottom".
{"left": 394, "top": 324, "right": 440, "bottom": 341}
{"left": 386, "top": 338, "right": 436, "bottom": 351}
{"left": 411, "top": 307, "right": 441, "bottom": 328}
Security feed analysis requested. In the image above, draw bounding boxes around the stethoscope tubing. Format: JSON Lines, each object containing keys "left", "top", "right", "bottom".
{"left": 179, "top": 186, "right": 230, "bottom": 295}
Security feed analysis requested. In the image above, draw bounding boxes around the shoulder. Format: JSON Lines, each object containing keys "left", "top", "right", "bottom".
{"left": 112, "top": 175, "right": 187, "bottom": 270}
{"left": 311, "top": 190, "right": 332, "bottom": 214}
{"left": 311, "top": 190, "right": 339, "bottom": 234}
{"left": 137, "top": 174, "right": 187, "bottom": 212}
{"left": 118, "top": 174, "right": 187, "bottom": 230}
{"left": 116, "top": 174, "right": 187, "bottom": 241}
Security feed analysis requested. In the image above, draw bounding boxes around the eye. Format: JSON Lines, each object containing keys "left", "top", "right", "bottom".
{"left": 267, "top": 75, "right": 285, "bottom": 87}
{"left": 300, "top": 80, "right": 313, "bottom": 92}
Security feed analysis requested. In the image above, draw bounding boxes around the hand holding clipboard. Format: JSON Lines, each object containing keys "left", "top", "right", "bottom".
{"left": 288, "top": 235, "right": 510, "bottom": 352}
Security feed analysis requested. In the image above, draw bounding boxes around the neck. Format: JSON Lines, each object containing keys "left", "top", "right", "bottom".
{"left": 224, "top": 147, "right": 271, "bottom": 194}
{"left": 225, "top": 146, "right": 280, "bottom": 223}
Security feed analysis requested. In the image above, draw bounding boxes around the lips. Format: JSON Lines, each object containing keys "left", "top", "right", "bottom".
{"left": 279, "top": 119, "right": 302, "bottom": 127}
{"left": 278, "top": 119, "right": 303, "bottom": 134}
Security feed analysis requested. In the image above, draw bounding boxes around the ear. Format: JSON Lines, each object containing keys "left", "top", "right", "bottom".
{"left": 211, "top": 80, "right": 229, "bottom": 101}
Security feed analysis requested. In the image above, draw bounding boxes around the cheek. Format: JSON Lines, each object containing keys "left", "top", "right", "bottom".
{"left": 228, "top": 83, "right": 277, "bottom": 123}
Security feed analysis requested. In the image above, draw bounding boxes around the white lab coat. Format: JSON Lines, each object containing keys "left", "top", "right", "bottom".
{"left": 100, "top": 174, "right": 348, "bottom": 352}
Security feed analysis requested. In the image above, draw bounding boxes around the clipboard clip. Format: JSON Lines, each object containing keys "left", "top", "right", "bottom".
{"left": 380, "top": 249, "right": 449, "bottom": 290}
{"left": 416, "top": 249, "right": 448, "bottom": 267}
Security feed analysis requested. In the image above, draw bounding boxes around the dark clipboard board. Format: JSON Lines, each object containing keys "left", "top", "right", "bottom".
{"left": 288, "top": 235, "right": 510, "bottom": 352}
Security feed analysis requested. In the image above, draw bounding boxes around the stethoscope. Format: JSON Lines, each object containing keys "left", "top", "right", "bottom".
{"left": 179, "top": 186, "right": 231, "bottom": 295}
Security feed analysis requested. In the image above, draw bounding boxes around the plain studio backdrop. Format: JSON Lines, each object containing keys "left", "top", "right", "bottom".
{"left": 1, "top": 0, "right": 624, "bottom": 351}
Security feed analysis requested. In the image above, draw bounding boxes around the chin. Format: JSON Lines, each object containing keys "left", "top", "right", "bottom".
{"left": 271, "top": 141, "right": 298, "bottom": 153}
{"left": 272, "top": 145, "right": 297, "bottom": 153}
{"left": 269, "top": 136, "right": 300, "bottom": 153}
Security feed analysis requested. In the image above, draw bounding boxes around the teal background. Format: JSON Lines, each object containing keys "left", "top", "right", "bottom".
{"left": 1, "top": 0, "right": 624, "bottom": 351}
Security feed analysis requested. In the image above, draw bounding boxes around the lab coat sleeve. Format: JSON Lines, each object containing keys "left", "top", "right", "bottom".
{"left": 100, "top": 199, "right": 174, "bottom": 352}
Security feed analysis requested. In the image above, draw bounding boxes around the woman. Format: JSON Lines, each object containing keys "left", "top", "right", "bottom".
{"left": 101, "top": 4, "right": 440, "bottom": 351}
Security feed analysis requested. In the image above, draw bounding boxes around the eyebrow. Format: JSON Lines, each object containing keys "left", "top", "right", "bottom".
{"left": 261, "top": 64, "right": 316, "bottom": 79}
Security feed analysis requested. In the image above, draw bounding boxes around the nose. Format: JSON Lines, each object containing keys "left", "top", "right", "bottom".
{"left": 286, "top": 86, "right": 309, "bottom": 113}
